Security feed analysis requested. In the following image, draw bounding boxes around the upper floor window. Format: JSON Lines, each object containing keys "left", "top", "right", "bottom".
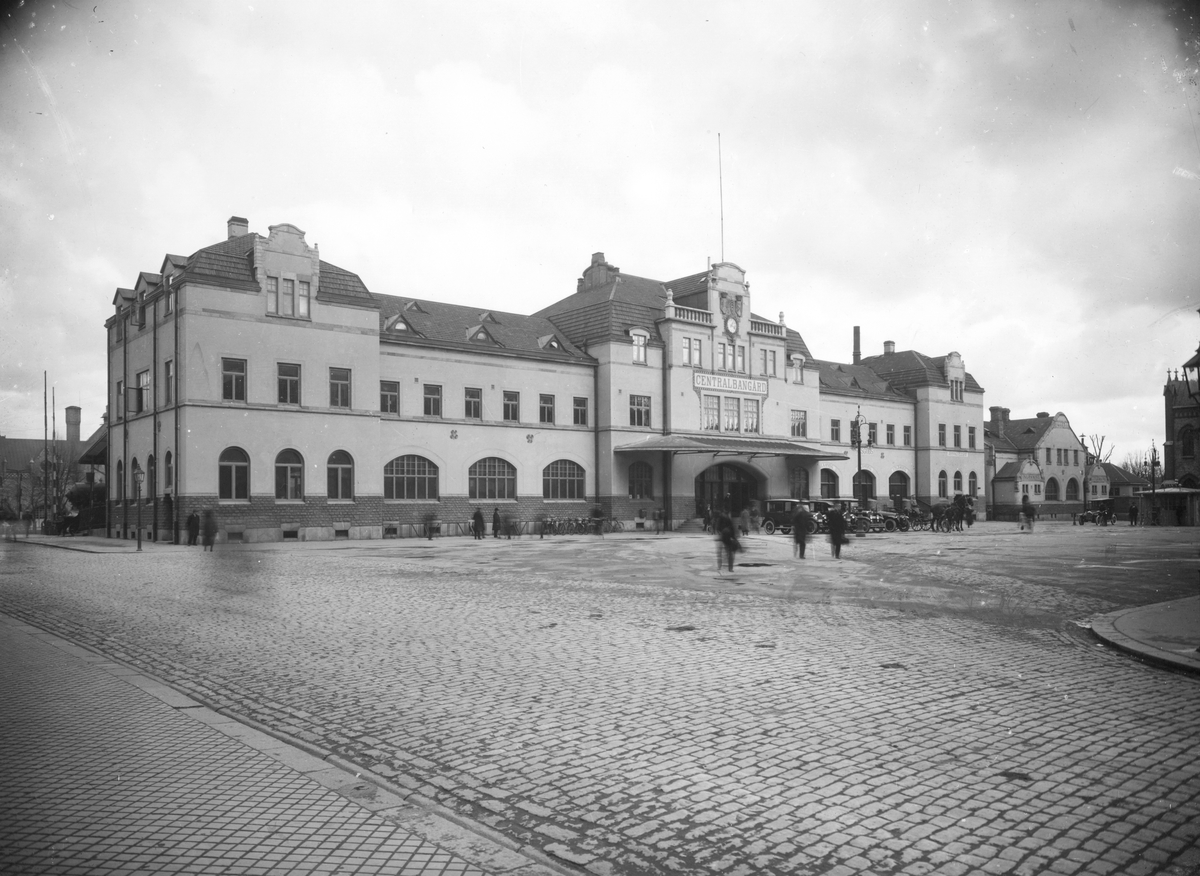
{"left": 885, "top": 424, "right": 895, "bottom": 445}
{"left": 423, "top": 384, "right": 442, "bottom": 417}
{"left": 761, "top": 349, "right": 777, "bottom": 377}
{"left": 329, "top": 368, "right": 351, "bottom": 408}
{"left": 630, "top": 394, "right": 652, "bottom": 428}
{"left": 219, "top": 447, "right": 250, "bottom": 500}
{"left": 136, "top": 369, "right": 150, "bottom": 413}
{"left": 267, "top": 277, "right": 311, "bottom": 318}
{"left": 722, "top": 397, "right": 740, "bottom": 432}
{"left": 164, "top": 360, "right": 174, "bottom": 406}
{"left": 953, "top": 425, "right": 962, "bottom": 448}
{"left": 266, "top": 277, "right": 278, "bottom": 313}
{"left": 743, "top": 399, "right": 760, "bottom": 434}
{"left": 116, "top": 379, "right": 124, "bottom": 420}
{"left": 950, "top": 379, "right": 964, "bottom": 402}
{"left": 831, "top": 419, "right": 841, "bottom": 442}
{"left": 327, "top": 450, "right": 354, "bottom": 500}
{"left": 465, "top": 387, "right": 482, "bottom": 419}
{"left": 703, "top": 395, "right": 721, "bottom": 431}
{"left": 381, "top": 381, "right": 399, "bottom": 414}
{"left": 938, "top": 424, "right": 946, "bottom": 447}
{"left": 165, "top": 288, "right": 174, "bottom": 314}
{"left": 278, "top": 363, "right": 300, "bottom": 405}
{"left": 631, "top": 332, "right": 648, "bottom": 364}
{"left": 573, "top": 397, "right": 587, "bottom": 426}
{"left": 868, "top": 423, "right": 878, "bottom": 445}
{"left": 297, "top": 281, "right": 310, "bottom": 317}
{"left": 539, "top": 394, "right": 555, "bottom": 424}
{"left": 791, "top": 410, "right": 807, "bottom": 438}
{"left": 969, "top": 427, "right": 976, "bottom": 450}
{"left": 735, "top": 345, "right": 746, "bottom": 373}
{"left": 1182, "top": 426, "right": 1196, "bottom": 458}
{"left": 503, "top": 391, "right": 520, "bottom": 422}
{"left": 903, "top": 425, "right": 912, "bottom": 446}
{"left": 1045, "top": 447, "right": 1052, "bottom": 464}
{"left": 1073, "top": 449, "right": 1080, "bottom": 466}
{"left": 683, "top": 338, "right": 702, "bottom": 367}
{"left": 281, "top": 279, "right": 296, "bottom": 316}
{"left": 222, "top": 358, "right": 246, "bottom": 402}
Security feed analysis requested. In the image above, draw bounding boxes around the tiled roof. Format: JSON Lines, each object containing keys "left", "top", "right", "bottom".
{"left": 859, "top": 349, "right": 984, "bottom": 396}
{"left": 995, "top": 417, "right": 1052, "bottom": 452}
{"left": 377, "top": 294, "right": 590, "bottom": 362}
{"left": 317, "top": 260, "right": 373, "bottom": 303}
{"left": 814, "top": 361, "right": 909, "bottom": 400}
{"left": 536, "top": 272, "right": 669, "bottom": 346}
{"left": 993, "top": 461, "right": 1023, "bottom": 479}
{"left": 0, "top": 436, "right": 77, "bottom": 472}
{"left": 1100, "top": 461, "right": 1149, "bottom": 487}
{"left": 176, "top": 234, "right": 374, "bottom": 301}
{"left": 984, "top": 428, "right": 1018, "bottom": 453}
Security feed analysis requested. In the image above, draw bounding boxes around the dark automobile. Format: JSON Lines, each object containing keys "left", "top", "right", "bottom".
{"left": 761, "top": 499, "right": 819, "bottom": 535}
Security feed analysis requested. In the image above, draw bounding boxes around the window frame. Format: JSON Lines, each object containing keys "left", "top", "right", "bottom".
{"left": 164, "top": 359, "right": 174, "bottom": 406}
{"left": 938, "top": 424, "right": 946, "bottom": 447}
{"left": 222, "top": 358, "right": 246, "bottom": 402}
{"left": 381, "top": 380, "right": 400, "bottom": 414}
{"left": 573, "top": 397, "right": 587, "bottom": 426}
{"left": 630, "top": 394, "right": 652, "bottom": 428}
{"left": 903, "top": 425, "right": 912, "bottom": 447}
{"left": 465, "top": 387, "right": 482, "bottom": 420}
{"left": 278, "top": 363, "right": 301, "bottom": 406}
{"left": 539, "top": 394, "right": 555, "bottom": 425}
{"left": 469, "top": 457, "right": 517, "bottom": 500}
{"left": 543, "top": 459, "right": 586, "bottom": 500}
{"left": 136, "top": 369, "right": 150, "bottom": 413}
{"left": 329, "top": 367, "right": 351, "bottom": 409}
{"left": 218, "top": 447, "right": 250, "bottom": 501}
{"left": 326, "top": 450, "right": 354, "bottom": 500}
{"left": 384, "top": 455, "right": 439, "bottom": 501}
{"left": 503, "top": 391, "right": 520, "bottom": 422}
{"left": 275, "top": 449, "right": 304, "bottom": 500}
{"left": 831, "top": 419, "right": 841, "bottom": 443}
{"left": 885, "top": 423, "right": 895, "bottom": 445}
{"left": 790, "top": 409, "right": 807, "bottom": 438}
{"left": 423, "top": 384, "right": 442, "bottom": 417}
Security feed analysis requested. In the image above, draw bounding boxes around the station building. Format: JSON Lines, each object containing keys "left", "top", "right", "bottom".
{"left": 105, "top": 217, "right": 987, "bottom": 543}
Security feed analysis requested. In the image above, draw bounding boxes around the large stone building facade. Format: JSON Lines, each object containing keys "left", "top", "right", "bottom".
{"left": 105, "top": 218, "right": 987, "bottom": 543}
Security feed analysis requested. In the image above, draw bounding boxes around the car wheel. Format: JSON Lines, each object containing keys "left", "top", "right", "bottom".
{"left": 805, "top": 520, "right": 818, "bottom": 535}
{"left": 884, "top": 518, "right": 897, "bottom": 532}
{"left": 764, "top": 520, "right": 776, "bottom": 535}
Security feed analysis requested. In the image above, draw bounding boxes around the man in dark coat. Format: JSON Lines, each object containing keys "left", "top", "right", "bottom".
{"left": 826, "top": 503, "right": 847, "bottom": 559}
{"left": 715, "top": 511, "right": 740, "bottom": 572}
{"left": 186, "top": 511, "right": 200, "bottom": 546}
{"left": 791, "top": 504, "right": 813, "bottom": 559}
{"left": 201, "top": 510, "right": 217, "bottom": 551}
{"left": 492, "top": 507, "right": 501, "bottom": 538}
{"left": 472, "top": 508, "right": 485, "bottom": 539}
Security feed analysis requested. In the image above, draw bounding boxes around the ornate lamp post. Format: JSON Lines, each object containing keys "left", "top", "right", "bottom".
{"left": 850, "top": 407, "right": 874, "bottom": 510}
{"left": 133, "top": 464, "right": 144, "bottom": 552}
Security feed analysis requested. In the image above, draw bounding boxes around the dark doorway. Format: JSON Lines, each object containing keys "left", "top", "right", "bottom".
{"left": 695, "top": 463, "right": 759, "bottom": 518}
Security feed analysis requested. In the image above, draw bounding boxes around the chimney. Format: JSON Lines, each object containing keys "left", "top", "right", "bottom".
{"left": 883, "top": 340, "right": 895, "bottom": 355}
{"left": 1036, "top": 411, "right": 1050, "bottom": 419}
{"left": 853, "top": 326, "right": 861, "bottom": 365}
{"left": 989, "top": 406, "right": 1004, "bottom": 435}
{"left": 227, "top": 215, "right": 249, "bottom": 239}
{"left": 1002, "top": 408, "right": 1011, "bottom": 423}
{"left": 65, "top": 406, "right": 81, "bottom": 445}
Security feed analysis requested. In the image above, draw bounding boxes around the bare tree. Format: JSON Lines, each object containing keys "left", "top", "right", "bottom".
{"left": 1084, "top": 434, "right": 1114, "bottom": 464}
{"left": 1120, "top": 451, "right": 1152, "bottom": 480}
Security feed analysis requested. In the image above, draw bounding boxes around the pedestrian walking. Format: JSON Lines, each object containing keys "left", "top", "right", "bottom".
{"left": 827, "top": 503, "right": 847, "bottom": 559}
{"left": 739, "top": 506, "right": 751, "bottom": 537}
{"left": 1129, "top": 505, "right": 1138, "bottom": 526}
{"left": 791, "top": 503, "right": 812, "bottom": 559}
{"left": 492, "top": 507, "right": 501, "bottom": 538}
{"left": 472, "top": 508, "right": 485, "bottom": 540}
{"left": 715, "top": 511, "right": 740, "bottom": 572}
{"left": 186, "top": 511, "right": 200, "bottom": 546}
{"left": 703, "top": 505, "right": 713, "bottom": 534}
{"left": 1020, "top": 494, "right": 1035, "bottom": 532}
{"left": 201, "top": 510, "right": 217, "bottom": 551}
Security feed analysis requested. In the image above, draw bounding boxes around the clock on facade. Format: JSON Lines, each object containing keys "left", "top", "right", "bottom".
{"left": 725, "top": 316, "right": 737, "bottom": 334}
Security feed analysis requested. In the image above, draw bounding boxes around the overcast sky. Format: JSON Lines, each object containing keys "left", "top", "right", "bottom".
{"left": 3, "top": 0, "right": 1199, "bottom": 465}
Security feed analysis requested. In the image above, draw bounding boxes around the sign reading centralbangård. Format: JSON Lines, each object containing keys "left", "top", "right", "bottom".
{"left": 692, "top": 372, "right": 768, "bottom": 395}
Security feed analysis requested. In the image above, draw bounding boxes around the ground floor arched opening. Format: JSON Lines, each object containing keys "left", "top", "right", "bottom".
{"left": 695, "top": 463, "right": 759, "bottom": 518}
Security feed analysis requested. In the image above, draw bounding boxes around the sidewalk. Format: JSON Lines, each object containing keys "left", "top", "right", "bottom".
{"left": 0, "top": 613, "right": 562, "bottom": 876}
{"left": 1090, "top": 595, "right": 1200, "bottom": 675}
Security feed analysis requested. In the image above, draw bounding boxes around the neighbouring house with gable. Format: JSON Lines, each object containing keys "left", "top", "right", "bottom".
{"left": 984, "top": 408, "right": 1088, "bottom": 520}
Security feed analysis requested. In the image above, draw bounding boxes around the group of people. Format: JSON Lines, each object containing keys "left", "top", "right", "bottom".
{"left": 709, "top": 500, "right": 852, "bottom": 571}
{"left": 185, "top": 510, "right": 218, "bottom": 550}
{"left": 471, "top": 507, "right": 511, "bottom": 539}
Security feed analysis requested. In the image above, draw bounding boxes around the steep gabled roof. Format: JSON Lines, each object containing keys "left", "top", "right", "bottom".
{"left": 377, "top": 294, "right": 590, "bottom": 362}
{"left": 535, "top": 272, "right": 669, "bottom": 346}
{"left": 1000, "top": 417, "right": 1054, "bottom": 452}
{"left": 316, "top": 260, "right": 373, "bottom": 304}
{"left": 859, "top": 349, "right": 984, "bottom": 397}
{"left": 814, "top": 361, "right": 909, "bottom": 400}
{"left": 984, "top": 427, "right": 1018, "bottom": 454}
{"left": 1100, "top": 462, "right": 1150, "bottom": 487}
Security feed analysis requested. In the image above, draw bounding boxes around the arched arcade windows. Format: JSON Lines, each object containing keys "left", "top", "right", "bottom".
{"left": 544, "top": 460, "right": 586, "bottom": 499}
{"left": 384, "top": 455, "right": 438, "bottom": 500}
{"left": 470, "top": 457, "right": 517, "bottom": 500}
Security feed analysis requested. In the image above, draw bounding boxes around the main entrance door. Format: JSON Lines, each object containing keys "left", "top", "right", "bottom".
{"left": 695, "top": 463, "right": 758, "bottom": 518}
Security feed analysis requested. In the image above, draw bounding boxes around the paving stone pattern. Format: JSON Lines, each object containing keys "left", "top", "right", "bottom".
{"left": 2, "top": 527, "right": 1198, "bottom": 875}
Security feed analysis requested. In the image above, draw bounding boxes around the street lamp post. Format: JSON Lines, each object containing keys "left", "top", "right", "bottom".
{"left": 133, "top": 465, "right": 144, "bottom": 552}
{"left": 1149, "top": 441, "right": 1159, "bottom": 526}
{"left": 850, "top": 407, "right": 874, "bottom": 510}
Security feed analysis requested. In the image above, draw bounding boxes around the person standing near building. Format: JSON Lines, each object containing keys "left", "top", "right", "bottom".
{"left": 715, "top": 510, "right": 740, "bottom": 572}
{"left": 472, "top": 508, "right": 485, "bottom": 540}
{"left": 1020, "top": 494, "right": 1035, "bottom": 532}
{"left": 201, "top": 510, "right": 217, "bottom": 551}
{"left": 492, "top": 507, "right": 501, "bottom": 539}
{"left": 187, "top": 511, "right": 200, "bottom": 546}
{"left": 791, "top": 504, "right": 812, "bottom": 559}
{"left": 827, "top": 503, "right": 847, "bottom": 559}
{"left": 1129, "top": 504, "right": 1139, "bottom": 526}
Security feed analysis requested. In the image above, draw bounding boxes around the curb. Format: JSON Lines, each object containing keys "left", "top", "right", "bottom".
{"left": 1090, "top": 600, "right": 1200, "bottom": 677}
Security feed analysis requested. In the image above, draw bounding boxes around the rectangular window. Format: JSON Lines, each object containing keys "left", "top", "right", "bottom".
{"left": 703, "top": 395, "right": 721, "bottom": 431}
{"left": 969, "top": 427, "right": 976, "bottom": 450}
{"left": 165, "top": 289, "right": 174, "bottom": 314}
{"left": 503, "top": 391, "right": 520, "bottom": 422}
{"left": 743, "top": 399, "right": 759, "bottom": 434}
{"left": 116, "top": 379, "right": 124, "bottom": 419}
{"left": 736, "top": 346, "right": 746, "bottom": 373}
{"left": 136, "top": 370, "right": 150, "bottom": 413}
{"left": 222, "top": 358, "right": 246, "bottom": 402}
{"left": 539, "top": 394, "right": 555, "bottom": 424}
{"left": 938, "top": 424, "right": 946, "bottom": 447}
{"left": 1056, "top": 448, "right": 1062, "bottom": 465}
{"left": 717, "top": 343, "right": 728, "bottom": 371}
{"left": 954, "top": 425, "right": 962, "bottom": 448}
{"left": 266, "top": 277, "right": 278, "bottom": 313}
{"left": 790, "top": 409, "right": 807, "bottom": 438}
{"left": 761, "top": 349, "right": 769, "bottom": 376}
{"left": 831, "top": 419, "right": 841, "bottom": 442}
{"left": 1074, "top": 449, "right": 1079, "bottom": 466}
{"left": 769, "top": 350, "right": 777, "bottom": 376}
{"left": 297, "top": 281, "right": 310, "bottom": 317}
{"left": 683, "top": 338, "right": 701, "bottom": 367}
{"left": 868, "top": 423, "right": 878, "bottom": 445}
{"left": 164, "top": 360, "right": 174, "bottom": 405}
{"left": 632, "top": 334, "right": 647, "bottom": 364}
{"left": 630, "top": 394, "right": 652, "bottom": 427}
{"left": 573, "top": 397, "right": 587, "bottom": 425}
{"left": 423, "top": 384, "right": 442, "bottom": 417}
{"left": 903, "top": 425, "right": 912, "bottom": 446}
{"left": 381, "top": 380, "right": 399, "bottom": 414}
{"left": 723, "top": 397, "right": 740, "bottom": 432}
{"left": 282, "top": 279, "right": 295, "bottom": 317}
{"left": 1046, "top": 448, "right": 1053, "bottom": 464}
{"left": 886, "top": 424, "right": 895, "bottom": 445}
{"left": 465, "top": 387, "right": 482, "bottom": 419}
{"left": 329, "top": 367, "right": 351, "bottom": 408}
{"left": 278, "top": 363, "right": 300, "bottom": 405}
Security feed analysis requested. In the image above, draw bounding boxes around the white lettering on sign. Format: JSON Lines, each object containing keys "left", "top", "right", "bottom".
{"left": 693, "top": 372, "right": 768, "bottom": 395}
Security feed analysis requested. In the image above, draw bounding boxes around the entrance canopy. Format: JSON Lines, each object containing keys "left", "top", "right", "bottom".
{"left": 613, "top": 433, "right": 848, "bottom": 461}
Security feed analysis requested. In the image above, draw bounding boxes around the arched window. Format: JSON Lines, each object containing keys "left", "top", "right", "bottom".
{"left": 545, "top": 460, "right": 586, "bottom": 499}
{"left": 953, "top": 471, "right": 963, "bottom": 494}
{"left": 888, "top": 471, "right": 909, "bottom": 502}
{"left": 219, "top": 447, "right": 250, "bottom": 500}
{"left": 327, "top": 450, "right": 354, "bottom": 500}
{"left": 789, "top": 466, "right": 810, "bottom": 500}
{"left": 384, "top": 455, "right": 438, "bottom": 500}
{"left": 938, "top": 470, "right": 948, "bottom": 499}
{"left": 147, "top": 454, "right": 156, "bottom": 501}
{"left": 820, "top": 468, "right": 839, "bottom": 499}
{"left": 276, "top": 449, "right": 304, "bottom": 500}
{"left": 968, "top": 471, "right": 978, "bottom": 497}
{"left": 628, "top": 461, "right": 653, "bottom": 499}
{"left": 1045, "top": 477, "right": 1060, "bottom": 501}
{"left": 116, "top": 459, "right": 125, "bottom": 502}
{"left": 1066, "top": 478, "right": 1080, "bottom": 501}
{"left": 852, "top": 470, "right": 876, "bottom": 500}
{"left": 469, "top": 457, "right": 516, "bottom": 500}
{"left": 164, "top": 451, "right": 173, "bottom": 492}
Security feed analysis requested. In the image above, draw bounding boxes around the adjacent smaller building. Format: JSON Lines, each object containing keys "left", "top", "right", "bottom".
{"left": 984, "top": 408, "right": 1088, "bottom": 520}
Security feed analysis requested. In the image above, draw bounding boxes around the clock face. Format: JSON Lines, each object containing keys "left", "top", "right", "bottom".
{"left": 725, "top": 316, "right": 737, "bottom": 334}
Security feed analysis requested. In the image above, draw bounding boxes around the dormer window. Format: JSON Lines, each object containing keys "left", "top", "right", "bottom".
{"left": 539, "top": 334, "right": 563, "bottom": 352}
{"left": 468, "top": 325, "right": 500, "bottom": 345}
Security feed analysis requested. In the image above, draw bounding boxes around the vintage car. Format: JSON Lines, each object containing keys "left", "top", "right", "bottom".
{"left": 760, "top": 499, "right": 820, "bottom": 535}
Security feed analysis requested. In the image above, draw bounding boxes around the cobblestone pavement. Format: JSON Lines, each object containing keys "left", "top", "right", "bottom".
{"left": 2, "top": 523, "right": 1198, "bottom": 875}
